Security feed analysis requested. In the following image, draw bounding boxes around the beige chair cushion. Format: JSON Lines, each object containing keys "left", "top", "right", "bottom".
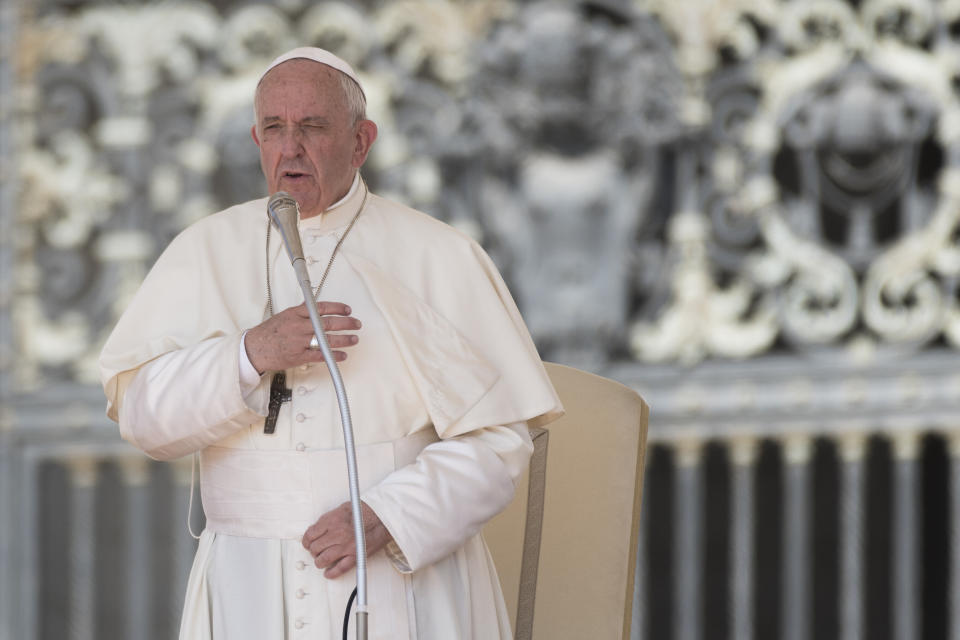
{"left": 483, "top": 362, "right": 649, "bottom": 640}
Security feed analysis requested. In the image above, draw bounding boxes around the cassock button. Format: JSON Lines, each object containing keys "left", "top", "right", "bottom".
{"left": 296, "top": 413, "right": 306, "bottom": 423}
{"left": 295, "top": 560, "right": 306, "bottom": 570}
{"left": 294, "top": 619, "right": 305, "bottom": 630}
{"left": 296, "top": 588, "right": 306, "bottom": 599}
{"left": 300, "top": 364, "right": 310, "bottom": 371}
{"left": 296, "top": 442, "right": 306, "bottom": 452}
{"left": 308, "top": 236, "right": 316, "bottom": 244}
{"left": 297, "top": 386, "right": 308, "bottom": 395}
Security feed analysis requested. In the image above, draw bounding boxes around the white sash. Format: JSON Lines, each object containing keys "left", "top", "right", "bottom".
{"left": 199, "top": 429, "right": 439, "bottom": 539}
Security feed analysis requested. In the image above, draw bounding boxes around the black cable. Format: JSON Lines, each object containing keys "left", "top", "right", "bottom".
{"left": 342, "top": 586, "right": 358, "bottom": 640}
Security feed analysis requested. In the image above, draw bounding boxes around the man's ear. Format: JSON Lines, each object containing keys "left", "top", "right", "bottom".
{"left": 251, "top": 124, "right": 261, "bottom": 147}
{"left": 352, "top": 119, "right": 378, "bottom": 168}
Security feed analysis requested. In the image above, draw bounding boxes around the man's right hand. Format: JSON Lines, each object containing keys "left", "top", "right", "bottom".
{"left": 244, "top": 301, "right": 361, "bottom": 374}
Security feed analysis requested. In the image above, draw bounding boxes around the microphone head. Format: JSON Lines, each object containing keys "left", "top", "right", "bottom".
{"left": 268, "top": 191, "right": 299, "bottom": 227}
{"left": 267, "top": 191, "right": 305, "bottom": 264}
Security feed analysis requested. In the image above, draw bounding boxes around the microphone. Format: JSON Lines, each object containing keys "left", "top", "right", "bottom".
{"left": 268, "top": 191, "right": 305, "bottom": 265}
{"left": 266, "top": 192, "right": 370, "bottom": 640}
{"left": 268, "top": 191, "right": 314, "bottom": 312}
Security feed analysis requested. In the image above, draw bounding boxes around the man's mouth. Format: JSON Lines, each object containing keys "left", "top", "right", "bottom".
{"left": 281, "top": 171, "right": 310, "bottom": 180}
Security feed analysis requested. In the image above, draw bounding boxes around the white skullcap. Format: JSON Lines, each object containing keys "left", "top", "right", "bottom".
{"left": 258, "top": 47, "right": 365, "bottom": 98}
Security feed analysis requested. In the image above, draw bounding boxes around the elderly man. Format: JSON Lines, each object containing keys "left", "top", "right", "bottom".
{"left": 99, "top": 47, "right": 561, "bottom": 639}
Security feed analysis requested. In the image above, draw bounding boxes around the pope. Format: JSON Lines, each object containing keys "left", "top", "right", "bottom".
{"left": 100, "top": 47, "right": 562, "bottom": 639}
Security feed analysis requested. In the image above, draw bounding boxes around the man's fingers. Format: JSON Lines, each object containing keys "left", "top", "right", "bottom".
{"left": 312, "top": 542, "right": 351, "bottom": 569}
{"left": 301, "top": 502, "right": 361, "bottom": 576}
{"left": 316, "top": 301, "right": 352, "bottom": 316}
{"left": 323, "top": 554, "right": 357, "bottom": 579}
{"left": 323, "top": 334, "right": 359, "bottom": 349}
{"left": 308, "top": 539, "right": 337, "bottom": 562}
{"left": 302, "top": 334, "right": 357, "bottom": 351}
{"left": 302, "top": 524, "right": 327, "bottom": 547}
{"left": 296, "top": 321, "right": 359, "bottom": 342}
{"left": 292, "top": 302, "right": 352, "bottom": 318}
{"left": 302, "top": 502, "right": 352, "bottom": 551}
{"left": 322, "top": 316, "right": 362, "bottom": 332}
{"left": 302, "top": 349, "right": 349, "bottom": 364}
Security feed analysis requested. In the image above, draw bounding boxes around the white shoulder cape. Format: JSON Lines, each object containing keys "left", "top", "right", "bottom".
{"left": 99, "top": 190, "right": 563, "bottom": 437}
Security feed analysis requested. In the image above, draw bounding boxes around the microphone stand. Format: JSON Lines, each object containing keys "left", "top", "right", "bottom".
{"left": 270, "top": 194, "right": 368, "bottom": 640}
{"left": 299, "top": 279, "right": 368, "bottom": 640}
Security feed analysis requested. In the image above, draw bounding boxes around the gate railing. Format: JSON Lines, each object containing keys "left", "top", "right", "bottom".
{"left": 620, "top": 352, "right": 960, "bottom": 640}
{"left": 1, "top": 384, "right": 201, "bottom": 640}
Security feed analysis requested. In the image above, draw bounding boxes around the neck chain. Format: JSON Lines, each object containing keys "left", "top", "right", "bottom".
{"left": 264, "top": 179, "right": 369, "bottom": 317}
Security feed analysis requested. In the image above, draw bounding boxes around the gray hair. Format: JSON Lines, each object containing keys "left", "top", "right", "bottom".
{"left": 337, "top": 72, "right": 367, "bottom": 125}
{"left": 254, "top": 66, "right": 368, "bottom": 127}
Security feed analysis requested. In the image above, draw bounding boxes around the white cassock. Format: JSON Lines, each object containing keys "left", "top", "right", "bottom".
{"left": 99, "top": 175, "right": 563, "bottom": 640}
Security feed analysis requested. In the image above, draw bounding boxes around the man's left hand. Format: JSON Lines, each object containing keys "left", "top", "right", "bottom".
{"left": 302, "top": 501, "right": 393, "bottom": 579}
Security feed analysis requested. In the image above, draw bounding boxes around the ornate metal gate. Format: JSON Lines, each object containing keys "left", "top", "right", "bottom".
{"left": 4, "top": 1, "right": 960, "bottom": 638}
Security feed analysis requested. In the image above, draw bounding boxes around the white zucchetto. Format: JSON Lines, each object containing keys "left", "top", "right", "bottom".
{"left": 258, "top": 46, "right": 365, "bottom": 97}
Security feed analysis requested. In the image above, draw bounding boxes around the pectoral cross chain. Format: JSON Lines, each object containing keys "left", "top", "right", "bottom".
{"left": 264, "top": 372, "right": 292, "bottom": 434}
{"left": 261, "top": 181, "right": 368, "bottom": 436}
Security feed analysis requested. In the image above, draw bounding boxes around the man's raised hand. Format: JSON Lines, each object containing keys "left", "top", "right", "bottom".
{"left": 245, "top": 301, "right": 361, "bottom": 374}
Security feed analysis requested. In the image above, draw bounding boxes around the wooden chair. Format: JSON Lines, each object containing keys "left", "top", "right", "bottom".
{"left": 483, "top": 362, "right": 650, "bottom": 640}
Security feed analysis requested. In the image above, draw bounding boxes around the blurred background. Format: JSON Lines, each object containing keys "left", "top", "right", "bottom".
{"left": 3, "top": 0, "right": 960, "bottom": 638}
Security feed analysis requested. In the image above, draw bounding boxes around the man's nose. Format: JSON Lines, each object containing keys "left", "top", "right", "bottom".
{"left": 279, "top": 127, "right": 304, "bottom": 155}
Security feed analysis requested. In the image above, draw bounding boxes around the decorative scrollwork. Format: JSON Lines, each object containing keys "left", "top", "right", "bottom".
{"left": 14, "top": 0, "right": 960, "bottom": 382}
{"left": 630, "top": 0, "right": 960, "bottom": 364}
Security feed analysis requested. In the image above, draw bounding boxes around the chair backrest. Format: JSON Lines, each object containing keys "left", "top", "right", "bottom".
{"left": 483, "top": 362, "right": 649, "bottom": 640}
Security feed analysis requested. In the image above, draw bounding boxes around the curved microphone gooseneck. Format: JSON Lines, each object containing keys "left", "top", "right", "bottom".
{"left": 268, "top": 191, "right": 369, "bottom": 640}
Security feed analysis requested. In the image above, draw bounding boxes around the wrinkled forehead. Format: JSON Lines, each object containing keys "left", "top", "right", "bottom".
{"left": 254, "top": 61, "right": 351, "bottom": 123}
